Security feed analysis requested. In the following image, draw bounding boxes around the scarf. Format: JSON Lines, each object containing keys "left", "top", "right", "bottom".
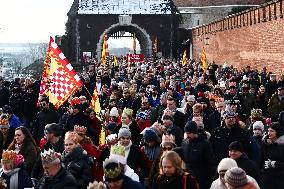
{"left": 144, "top": 146, "right": 160, "bottom": 161}
{"left": 2, "top": 168, "right": 20, "bottom": 189}
{"left": 14, "top": 144, "right": 21, "bottom": 154}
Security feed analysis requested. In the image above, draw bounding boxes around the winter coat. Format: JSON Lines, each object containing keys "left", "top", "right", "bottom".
{"left": 0, "top": 167, "right": 33, "bottom": 189}
{"left": 0, "top": 129, "right": 14, "bottom": 158}
{"left": 9, "top": 95, "right": 23, "bottom": 119}
{"left": 33, "top": 107, "right": 60, "bottom": 143}
{"left": 239, "top": 93, "right": 257, "bottom": 117}
{"left": 166, "top": 124, "right": 183, "bottom": 147}
{"left": 22, "top": 92, "right": 38, "bottom": 122}
{"left": 260, "top": 135, "right": 284, "bottom": 189}
{"left": 181, "top": 137, "right": 215, "bottom": 189}
{"left": 36, "top": 166, "right": 78, "bottom": 189}
{"left": 62, "top": 146, "right": 94, "bottom": 189}
{"left": 117, "top": 175, "right": 144, "bottom": 189}
{"left": 235, "top": 154, "right": 262, "bottom": 186}
{"left": 126, "top": 144, "right": 148, "bottom": 182}
{"left": 268, "top": 93, "right": 284, "bottom": 121}
{"left": 153, "top": 173, "right": 199, "bottom": 189}
{"left": 0, "top": 86, "right": 10, "bottom": 108}
{"left": 31, "top": 137, "right": 65, "bottom": 180}
{"left": 210, "top": 124, "right": 253, "bottom": 164}
{"left": 173, "top": 110, "right": 187, "bottom": 131}
{"left": 8, "top": 115, "right": 22, "bottom": 129}
{"left": 150, "top": 104, "right": 166, "bottom": 124}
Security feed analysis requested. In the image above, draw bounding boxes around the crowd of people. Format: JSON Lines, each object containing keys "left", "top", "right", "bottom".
{"left": 0, "top": 58, "right": 283, "bottom": 189}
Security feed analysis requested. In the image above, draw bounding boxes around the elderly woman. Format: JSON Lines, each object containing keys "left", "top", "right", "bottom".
{"left": 0, "top": 150, "right": 33, "bottom": 189}
{"left": 7, "top": 126, "right": 38, "bottom": 174}
{"left": 260, "top": 123, "right": 284, "bottom": 189}
{"left": 62, "top": 131, "right": 94, "bottom": 188}
{"left": 152, "top": 151, "right": 199, "bottom": 189}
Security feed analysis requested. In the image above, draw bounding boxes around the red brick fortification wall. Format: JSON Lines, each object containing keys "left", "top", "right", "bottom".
{"left": 174, "top": 0, "right": 267, "bottom": 7}
{"left": 192, "top": 0, "right": 284, "bottom": 76}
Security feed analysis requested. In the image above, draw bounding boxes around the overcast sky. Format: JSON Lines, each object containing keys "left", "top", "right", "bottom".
{"left": 0, "top": 0, "right": 74, "bottom": 43}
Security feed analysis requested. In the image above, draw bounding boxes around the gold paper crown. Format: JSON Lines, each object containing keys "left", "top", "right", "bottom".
{"left": 122, "top": 108, "right": 133, "bottom": 117}
{"left": 103, "top": 158, "right": 123, "bottom": 179}
{"left": 74, "top": 125, "right": 87, "bottom": 135}
{"left": 65, "top": 131, "right": 80, "bottom": 143}
{"left": 161, "top": 134, "right": 176, "bottom": 147}
{"left": 0, "top": 118, "right": 9, "bottom": 126}
{"left": 110, "top": 145, "right": 125, "bottom": 157}
{"left": 2, "top": 150, "right": 17, "bottom": 162}
{"left": 251, "top": 109, "right": 263, "bottom": 118}
{"left": 41, "top": 149, "right": 61, "bottom": 164}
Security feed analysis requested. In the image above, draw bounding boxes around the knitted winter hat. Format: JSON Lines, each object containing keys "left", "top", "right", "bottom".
{"left": 229, "top": 141, "right": 244, "bottom": 152}
{"left": 144, "top": 129, "right": 158, "bottom": 143}
{"left": 253, "top": 121, "right": 264, "bottom": 131}
{"left": 217, "top": 158, "right": 238, "bottom": 173}
{"left": 225, "top": 167, "right": 248, "bottom": 187}
{"left": 184, "top": 121, "right": 198, "bottom": 134}
{"left": 109, "top": 107, "right": 119, "bottom": 117}
{"left": 106, "top": 122, "right": 117, "bottom": 132}
{"left": 2, "top": 105, "right": 13, "bottom": 115}
{"left": 118, "top": 127, "right": 131, "bottom": 139}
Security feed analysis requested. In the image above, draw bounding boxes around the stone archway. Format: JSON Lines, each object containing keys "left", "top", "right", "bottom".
{"left": 97, "top": 23, "right": 152, "bottom": 59}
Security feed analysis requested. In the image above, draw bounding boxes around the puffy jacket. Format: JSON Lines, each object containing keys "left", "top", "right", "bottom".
{"left": 62, "top": 146, "right": 93, "bottom": 188}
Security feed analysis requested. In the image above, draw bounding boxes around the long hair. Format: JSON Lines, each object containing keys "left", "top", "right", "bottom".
{"left": 159, "top": 151, "right": 186, "bottom": 176}
{"left": 8, "top": 126, "right": 38, "bottom": 152}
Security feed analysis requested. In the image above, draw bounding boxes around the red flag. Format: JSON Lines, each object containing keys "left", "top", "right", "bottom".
{"left": 39, "top": 37, "right": 82, "bottom": 109}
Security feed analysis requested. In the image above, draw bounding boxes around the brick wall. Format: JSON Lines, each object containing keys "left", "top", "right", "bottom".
{"left": 174, "top": 0, "right": 268, "bottom": 7}
{"left": 192, "top": 0, "right": 284, "bottom": 76}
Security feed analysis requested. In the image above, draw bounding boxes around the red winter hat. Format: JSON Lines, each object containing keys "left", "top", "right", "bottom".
{"left": 71, "top": 97, "right": 81, "bottom": 106}
{"left": 197, "top": 91, "right": 205, "bottom": 97}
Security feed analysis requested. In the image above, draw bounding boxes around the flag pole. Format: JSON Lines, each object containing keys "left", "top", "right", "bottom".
{"left": 82, "top": 85, "right": 93, "bottom": 100}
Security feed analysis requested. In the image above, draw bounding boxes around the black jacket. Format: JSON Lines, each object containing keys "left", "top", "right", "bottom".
{"left": 153, "top": 173, "right": 199, "bottom": 189}
{"left": 62, "top": 146, "right": 93, "bottom": 188}
{"left": 36, "top": 166, "right": 78, "bottom": 189}
{"left": 181, "top": 137, "right": 215, "bottom": 189}
{"left": 235, "top": 154, "right": 262, "bottom": 186}
{"left": 127, "top": 144, "right": 147, "bottom": 181}
{"left": 210, "top": 123, "right": 253, "bottom": 164}
{"left": 114, "top": 121, "right": 142, "bottom": 146}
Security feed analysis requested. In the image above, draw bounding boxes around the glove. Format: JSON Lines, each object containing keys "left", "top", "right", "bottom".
{"left": 264, "top": 159, "right": 276, "bottom": 169}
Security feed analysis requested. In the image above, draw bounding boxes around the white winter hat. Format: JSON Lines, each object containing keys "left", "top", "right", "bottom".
{"left": 109, "top": 107, "right": 119, "bottom": 117}
{"left": 219, "top": 81, "right": 226, "bottom": 88}
{"left": 217, "top": 158, "right": 238, "bottom": 173}
{"left": 187, "top": 95, "right": 195, "bottom": 102}
{"left": 253, "top": 121, "right": 264, "bottom": 131}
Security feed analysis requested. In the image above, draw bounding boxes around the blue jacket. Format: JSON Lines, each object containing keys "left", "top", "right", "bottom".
{"left": 9, "top": 115, "right": 22, "bottom": 129}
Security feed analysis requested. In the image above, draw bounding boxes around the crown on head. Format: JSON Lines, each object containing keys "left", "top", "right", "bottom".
{"left": 110, "top": 145, "right": 125, "bottom": 157}
{"left": 74, "top": 125, "right": 87, "bottom": 135}
{"left": 0, "top": 115, "right": 9, "bottom": 128}
{"left": 65, "top": 131, "right": 80, "bottom": 143}
{"left": 251, "top": 109, "right": 263, "bottom": 119}
{"left": 41, "top": 149, "right": 61, "bottom": 165}
{"left": 2, "top": 150, "right": 17, "bottom": 162}
{"left": 103, "top": 158, "right": 123, "bottom": 180}
{"left": 122, "top": 108, "right": 133, "bottom": 117}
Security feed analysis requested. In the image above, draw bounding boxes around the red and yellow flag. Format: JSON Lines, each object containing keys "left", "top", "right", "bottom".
{"left": 201, "top": 47, "right": 208, "bottom": 72}
{"left": 133, "top": 33, "right": 136, "bottom": 54}
{"left": 114, "top": 56, "right": 118, "bottom": 67}
{"left": 182, "top": 50, "right": 187, "bottom": 67}
{"left": 101, "top": 34, "right": 109, "bottom": 65}
{"left": 39, "top": 37, "right": 82, "bottom": 109}
{"left": 90, "top": 87, "right": 105, "bottom": 145}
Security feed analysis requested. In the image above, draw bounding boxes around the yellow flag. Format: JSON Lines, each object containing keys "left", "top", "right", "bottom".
{"left": 182, "top": 50, "right": 187, "bottom": 67}
{"left": 101, "top": 34, "right": 109, "bottom": 65}
{"left": 201, "top": 47, "right": 208, "bottom": 72}
{"left": 133, "top": 33, "right": 136, "bottom": 54}
{"left": 99, "top": 126, "right": 106, "bottom": 145}
{"left": 114, "top": 56, "right": 118, "bottom": 67}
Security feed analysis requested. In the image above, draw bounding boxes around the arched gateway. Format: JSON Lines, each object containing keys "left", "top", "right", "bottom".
{"left": 63, "top": 0, "right": 180, "bottom": 63}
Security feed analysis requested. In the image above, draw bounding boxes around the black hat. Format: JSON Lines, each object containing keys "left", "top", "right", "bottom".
{"left": 184, "top": 121, "right": 198, "bottom": 134}
{"left": 45, "top": 123, "right": 62, "bottom": 136}
{"left": 144, "top": 129, "right": 158, "bottom": 143}
{"left": 229, "top": 141, "right": 244, "bottom": 152}
{"left": 106, "top": 122, "right": 117, "bottom": 132}
{"left": 2, "top": 105, "right": 13, "bottom": 115}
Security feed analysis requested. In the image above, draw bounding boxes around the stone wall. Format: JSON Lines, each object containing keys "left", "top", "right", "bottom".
{"left": 192, "top": 0, "right": 284, "bottom": 75}
{"left": 174, "top": 0, "right": 268, "bottom": 7}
